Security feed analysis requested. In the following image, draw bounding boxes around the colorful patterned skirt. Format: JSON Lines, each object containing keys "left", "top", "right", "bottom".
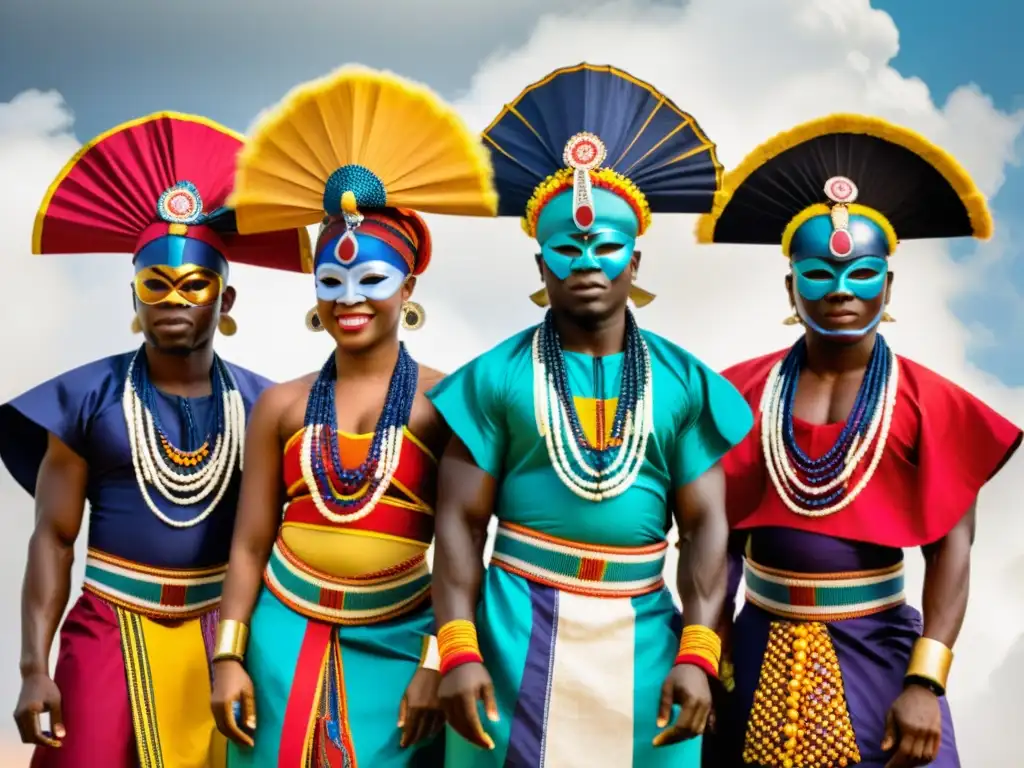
{"left": 31, "top": 550, "right": 227, "bottom": 768}
{"left": 226, "top": 539, "right": 442, "bottom": 768}
{"left": 721, "top": 528, "right": 959, "bottom": 768}
{"left": 445, "top": 522, "right": 701, "bottom": 768}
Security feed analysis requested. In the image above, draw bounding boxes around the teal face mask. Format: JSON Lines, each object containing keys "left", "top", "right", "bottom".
{"left": 793, "top": 256, "right": 888, "bottom": 302}
{"left": 535, "top": 188, "right": 639, "bottom": 281}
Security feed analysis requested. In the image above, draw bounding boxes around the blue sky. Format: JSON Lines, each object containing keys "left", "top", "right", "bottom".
{"left": 2, "top": 0, "right": 1021, "bottom": 380}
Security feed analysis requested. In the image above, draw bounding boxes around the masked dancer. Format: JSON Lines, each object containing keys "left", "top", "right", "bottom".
{"left": 427, "top": 63, "right": 755, "bottom": 768}
{"left": 1, "top": 113, "right": 310, "bottom": 768}
{"left": 696, "top": 115, "right": 1023, "bottom": 768}
{"left": 208, "top": 66, "right": 497, "bottom": 768}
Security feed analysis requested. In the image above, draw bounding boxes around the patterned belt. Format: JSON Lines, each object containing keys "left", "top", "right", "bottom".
{"left": 744, "top": 557, "right": 906, "bottom": 621}
{"left": 264, "top": 538, "right": 431, "bottom": 625}
{"left": 83, "top": 549, "right": 225, "bottom": 619}
{"left": 490, "top": 522, "right": 667, "bottom": 598}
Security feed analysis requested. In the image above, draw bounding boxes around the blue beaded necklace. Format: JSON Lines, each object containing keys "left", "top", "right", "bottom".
{"left": 539, "top": 309, "right": 648, "bottom": 470}
{"left": 777, "top": 335, "right": 890, "bottom": 507}
{"left": 303, "top": 343, "right": 418, "bottom": 512}
{"left": 128, "top": 344, "right": 233, "bottom": 471}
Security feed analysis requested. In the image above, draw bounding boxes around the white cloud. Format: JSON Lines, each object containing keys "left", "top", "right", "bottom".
{"left": 0, "top": 0, "right": 1022, "bottom": 762}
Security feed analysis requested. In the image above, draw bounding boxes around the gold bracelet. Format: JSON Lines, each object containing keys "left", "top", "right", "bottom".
{"left": 213, "top": 619, "right": 249, "bottom": 662}
{"left": 420, "top": 635, "right": 440, "bottom": 672}
{"left": 905, "top": 637, "right": 953, "bottom": 693}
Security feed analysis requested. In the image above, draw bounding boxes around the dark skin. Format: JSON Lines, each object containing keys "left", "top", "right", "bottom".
{"left": 434, "top": 245, "right": 729, "bottom": 749}
{"left": 785, "top": 268, "right": 973, "bottom": 768}
{"left": 210, "top": 276, "right": 449, "bottom": 750}
{"left": 13, "top": 286, "right": 236, "bottom": 747}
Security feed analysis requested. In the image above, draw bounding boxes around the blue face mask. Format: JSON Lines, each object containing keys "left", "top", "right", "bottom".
{"left": 535, "top": 188, "right": 639, "bottom": 281}
{"left": 314, "top": 230, "right": 410, "bottom": 305}
{"left": 792, "top": 255, "right": 889, "bottom": 338}
{"left": 793, "top": 256, "right": 888, "bottom": 302}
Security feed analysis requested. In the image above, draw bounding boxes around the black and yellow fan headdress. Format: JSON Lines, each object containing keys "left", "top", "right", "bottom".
{"left": 695, "top": 114, "right": 992, "bottom": 260}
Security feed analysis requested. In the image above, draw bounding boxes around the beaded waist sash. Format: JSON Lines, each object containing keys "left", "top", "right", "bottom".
{"left": 744, "top": 557, "right": 905, "bottom": 621}
{"left": 83, "top": 549, "right": 225, "bottom": 620}
{"left": 264, "top": 537, "right": 431, "bottom": 625}
{"left": 491, "top": 522, "right": 667, "bottom": 598}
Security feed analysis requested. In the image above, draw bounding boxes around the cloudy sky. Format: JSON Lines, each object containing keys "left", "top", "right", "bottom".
{"left": 1, "top": 0, "right": 1022, "bottom": 764}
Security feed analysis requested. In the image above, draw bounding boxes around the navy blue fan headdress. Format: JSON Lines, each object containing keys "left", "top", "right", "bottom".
{"left": 483, "top": 63, "right": 722, "bottom": 236}
{"left": 482, "top": 63, "right": 722, "bottom": 307}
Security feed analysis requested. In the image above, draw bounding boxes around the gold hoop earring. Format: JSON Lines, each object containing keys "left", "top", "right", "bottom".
{"left": 131, "top": 315, "right": 142, "bottom": 334}
{"left": 401, "top": 301, "right": 425, "bottom": 331}
{"left": 305, "top": 306, "right": 325, "bottom": 332}
{"left": 218, "top": 315, "right": 237, "bottom": 336}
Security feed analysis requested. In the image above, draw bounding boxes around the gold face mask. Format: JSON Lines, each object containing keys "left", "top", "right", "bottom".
{"left": 133, "top": 264, "right": 224, "bottom": 307}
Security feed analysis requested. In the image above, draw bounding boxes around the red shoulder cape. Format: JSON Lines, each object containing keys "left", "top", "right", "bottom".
{"left": 720, "top": 349, "right": 1022, "bottom": 547}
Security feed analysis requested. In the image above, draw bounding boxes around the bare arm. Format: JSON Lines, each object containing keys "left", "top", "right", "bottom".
{"left": 432, "top": 437, "right": 496, "bottom": 626}
{"left": 217, "top": 388, "right": 287, "bottom": 625}
{"left": 21, "top": 433, "right": 87, "bottom": 678}
{"left": 672, "top": 463, "right": 729, "bottom": 629}
{"left": 918, "top": 504, "right": 975, "bottom": 649}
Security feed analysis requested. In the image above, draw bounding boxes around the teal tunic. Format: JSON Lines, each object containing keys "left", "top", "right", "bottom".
{"left": 428, "top": 326, "right": 753, "bottom": 768}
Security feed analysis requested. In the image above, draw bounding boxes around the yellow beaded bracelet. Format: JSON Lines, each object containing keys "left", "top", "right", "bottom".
{"left": 675, "top": 624, "right": 722, "bottom": 677}
{"left": 437, "top": 619, "right": 484, "bottom": 676}
{"left": 213, "top": 619, "right": 249, "bottom": 663}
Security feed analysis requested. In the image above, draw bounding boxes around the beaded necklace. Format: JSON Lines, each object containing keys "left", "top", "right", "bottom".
{"left": 760, "top": 335, "right": 899, "bottom": 517}
{"left": 532, "top": 310, "right": 653, "bottom": 501}
{"left": 123, "top": 345, "right": 246, "bottom": 528}
{"left": 300, "top": 343, "right": 419, "bottom": 523}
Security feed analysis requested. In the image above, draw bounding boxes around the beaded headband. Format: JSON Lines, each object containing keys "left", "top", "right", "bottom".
{"left": 523, "top": 133, "right": 652, "bottom": 239}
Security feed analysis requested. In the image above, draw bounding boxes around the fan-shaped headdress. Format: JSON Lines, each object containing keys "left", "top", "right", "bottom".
{"left": 482, "top": 63, "right": 722, "bottom": 306}
{"left": 695, "top": 114, "right": 992, "bottom": 259}
{"left": 34, "top": 112, "right": 312, "bottom": 282}
{"left": 230, "top": 65, "right": 497, "bottom": 300}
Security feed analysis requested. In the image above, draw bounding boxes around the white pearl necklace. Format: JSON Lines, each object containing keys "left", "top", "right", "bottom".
{"left": 123, "top": 353, "right": 246, "bottom": 529}
{"left": 759, "top": 347, "right": 899, "bottom": 518}
{"left": 299, "top": 423, "right": 403, "bottom": 524}
{"left": 531, "top": 328, "right": 653, "bottom": 501}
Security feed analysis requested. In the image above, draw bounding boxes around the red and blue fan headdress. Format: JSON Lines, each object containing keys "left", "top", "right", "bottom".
{"left": 33, "top": 112, "right": 312, "bottom": 278}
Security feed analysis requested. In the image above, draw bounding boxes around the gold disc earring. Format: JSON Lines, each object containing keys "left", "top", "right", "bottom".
{"left": 218, "top": 315, "right": 237, "bottom": 336}
{"left": 782, "top": 312, "right": 801, "bottom": 326}
{"left": 130, "top": 315, "right": 143, "bottom": 334}
{"left": 401, "top": 301, "right": 425, "bottom": 330}
{"left": 881, "top": 310, "right": 896, "bottom": 323}
{"left": 305, "top": 306, "right": 325, "bottom": 332}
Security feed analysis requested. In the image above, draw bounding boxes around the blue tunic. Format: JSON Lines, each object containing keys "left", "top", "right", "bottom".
{"left": 0, "top": 352, "right": 271, "bottom": 569}
{"left": 428, "top": 326, "right": 754, "bottom": 768}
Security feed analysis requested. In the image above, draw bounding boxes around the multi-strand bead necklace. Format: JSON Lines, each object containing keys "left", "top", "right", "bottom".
{"left": 300, "top": 344, "right": 418, "bottom": 523}
{"left": 123, "top": 346, "right": 245, "bottom": 528}
{"left": 759, "top": 335, "right": 899, "bottom": 517}
{"left": 532, "top": 310, "right": 653, "bottom": 501}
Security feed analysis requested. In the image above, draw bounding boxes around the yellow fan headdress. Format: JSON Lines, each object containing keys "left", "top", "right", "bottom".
{"left": 231, "top": 65, "right": 498, "bottom": 274}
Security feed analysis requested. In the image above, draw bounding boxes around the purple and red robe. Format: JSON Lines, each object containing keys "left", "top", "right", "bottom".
{"left": 0, "top": 353, "right": 270, "bottom": 768}
{"left": 712, "top": 349, "right": 1022, "bottom": 768}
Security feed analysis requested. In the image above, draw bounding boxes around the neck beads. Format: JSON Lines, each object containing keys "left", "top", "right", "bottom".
{"left": 123, "top": 346, "right": 245, "bottom": 528}
{"left": 532, "top": 309, "right": 653, "bottom": 501}
{"left": 300, "top": 343, "right": 418, "bottom": 523}
{"left": 760, "top": 335, "right": 899, "bottom": 517}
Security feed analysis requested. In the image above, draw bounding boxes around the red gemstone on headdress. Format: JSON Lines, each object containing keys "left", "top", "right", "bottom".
{"left": 830, "top": 229, "right": 853, "bottom": 257}
{"left": 575, "top": 205, "right": 595, "bottom": 228}
{"left": 336, "top": 232, "right": 357, "bottom": 264}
